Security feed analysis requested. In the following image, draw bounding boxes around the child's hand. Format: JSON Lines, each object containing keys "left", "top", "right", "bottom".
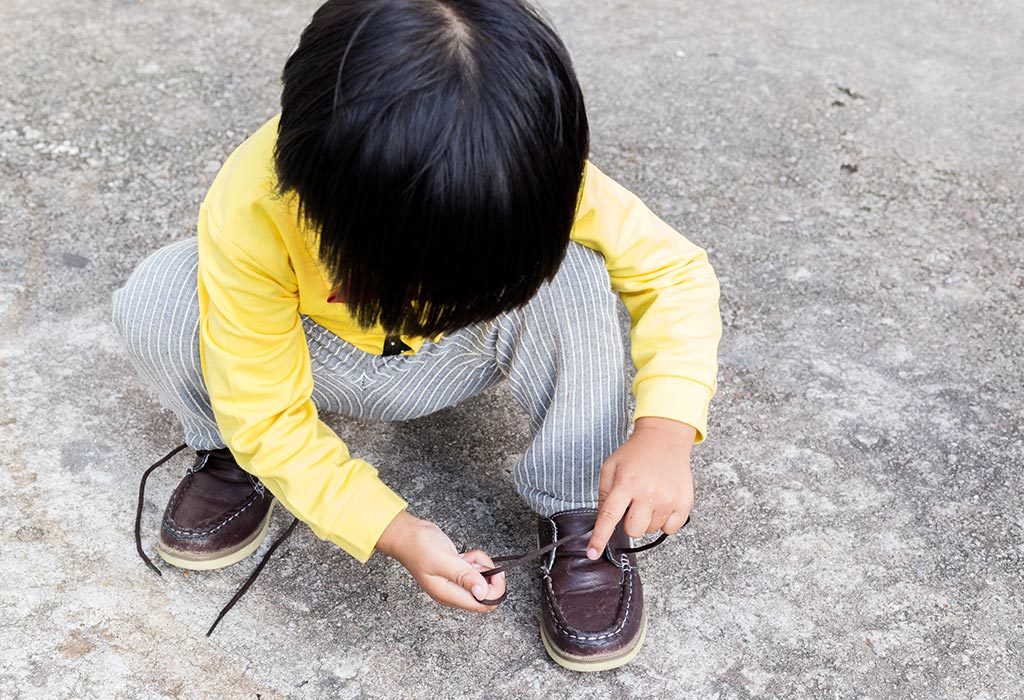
{"left": 376, "top": 511, "right": 506, "bottom": 612}
{"left": 586, "top": 417, "right": 696, "bottom": 559}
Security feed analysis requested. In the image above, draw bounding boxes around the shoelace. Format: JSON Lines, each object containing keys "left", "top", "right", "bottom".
{"left": 135, "top": 443, "right": 300, "bottom": 636}
{"left": 136, "top": 444, "right": 677, "bottom": 632}
{"left": 465, "top": 521, "right": 677, "bottom": 605}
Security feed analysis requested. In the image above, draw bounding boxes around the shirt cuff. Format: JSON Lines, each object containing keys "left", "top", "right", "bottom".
{"left": 633, "top": 376, "right": 714, "bottom": 444}
{"left": 321, "top": 464, "right": 409, "bottom": 563}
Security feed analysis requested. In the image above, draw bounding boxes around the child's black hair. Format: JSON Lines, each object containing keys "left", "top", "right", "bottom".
{"left": 275, "top": 0, "right": 589, "bottom": 336}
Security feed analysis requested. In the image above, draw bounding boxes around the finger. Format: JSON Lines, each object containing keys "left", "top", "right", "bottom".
{"left": 433, "top": 576, "right": 494, "bottom": 612}
{"left": 597, "top": 459, "right": 617, "bottom": 503}
{"left": 587, "top": 489, "right": 630, "bottom": 559}
{"left": 443, "top": 553, "right": 491, "bottom": 603}
{"left": 459, "top": 548, "right": 495, "bottom": 568}
{"left": 647, "top": 505, "right": 673, "bottom": 534}
{"left": 442, "top": 551, "right": 506, "bottom": 611}
{"left": 663, "top": 510, "right": 688, "bottom": 534}
{"left": 623, "top": 499, "right": 654, "bottom": 539}
{"left": 438, "top": 574, "right": 505, "bottom": 612}
{"left": 460, "top": 549, "right": 507, "bottom": 588}
{"left": 471, "top": 563, "right": 506, "bottom": 604}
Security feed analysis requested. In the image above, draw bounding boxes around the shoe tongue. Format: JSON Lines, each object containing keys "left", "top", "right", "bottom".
{"left": 199, "top": 449, "right": 252, "bottom": 485}
{"left": 551, "top": 510, "right": 597, "bottom": 536}
{"left": 551, "top": 510, "right": 630, "bottom": 553}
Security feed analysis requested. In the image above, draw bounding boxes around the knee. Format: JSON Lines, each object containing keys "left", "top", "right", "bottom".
{"left": 534, "top": 241, "right": 618, "bottom": 317}
{"left": 111, "top": 239, "right": 199, "bottom": 356}
{"left": 111, "top": 281, "right": 140, "bottom": 344}
{"left": 506, "top": 242, "right": 624, "bottom": 362}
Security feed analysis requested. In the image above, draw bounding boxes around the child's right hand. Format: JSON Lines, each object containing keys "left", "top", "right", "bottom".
{"left": 375, "top": 510, "right": 506, "bottom": 613}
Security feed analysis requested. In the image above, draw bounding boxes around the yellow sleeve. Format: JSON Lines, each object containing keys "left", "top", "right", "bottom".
{"left": 570, "top": 162, "right": 722, "bottom": 442}
{"left": 196, "top": 204, "right": 407, "bottom": 563}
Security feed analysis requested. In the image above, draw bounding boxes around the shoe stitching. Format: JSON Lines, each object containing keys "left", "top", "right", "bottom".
{"left": 542, "top": 556, "right": 635, "bottom": 642}
{"left": 543, "top": 568, "right": 634, "bottom": 642}
{"left": 164, "top": 472, "right": 193, "bottom": 514}
{"left": 163, "top": 490, "right": 265, "bottom": 539}
{"left": 245, "top": 472, "right": 265, "bottom": 496}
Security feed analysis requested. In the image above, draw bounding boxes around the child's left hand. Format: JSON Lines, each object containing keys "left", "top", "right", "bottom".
{"left": 586, "top": 416, "right": 696, "bottom": 559}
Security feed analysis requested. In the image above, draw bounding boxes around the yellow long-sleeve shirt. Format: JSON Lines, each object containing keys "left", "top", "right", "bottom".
{"left": 196, "top": 115, "right": 721, "bottom": 563}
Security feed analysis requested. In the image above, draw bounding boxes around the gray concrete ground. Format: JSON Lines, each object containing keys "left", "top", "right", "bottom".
{"left": 1, "top": 0, "right": 1021, "bottom": 697}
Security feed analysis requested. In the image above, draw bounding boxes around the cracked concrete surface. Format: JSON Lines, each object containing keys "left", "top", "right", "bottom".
{"left": 1, "top": 0, "right": 1022, "bottom": 697}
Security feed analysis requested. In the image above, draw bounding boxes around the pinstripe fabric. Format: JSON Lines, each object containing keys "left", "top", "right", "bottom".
{"left": 111, "top": 237, "right": 628, "bottom": 516}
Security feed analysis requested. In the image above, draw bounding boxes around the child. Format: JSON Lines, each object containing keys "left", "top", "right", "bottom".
{"left": 113, "top": 0, "right": 720, "bottom": 672}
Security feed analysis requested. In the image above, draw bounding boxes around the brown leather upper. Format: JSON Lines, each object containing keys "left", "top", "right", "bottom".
{"left": 159, "top": 449, "right": 273, "bottom": 556}
{"left": 538, "top": 508, "right": 646, "bottom": 659}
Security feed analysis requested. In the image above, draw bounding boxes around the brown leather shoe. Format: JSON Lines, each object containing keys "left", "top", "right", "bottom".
{"left": 538, "top": 508, "right": 648, "bottom": 671}
{"left": 156, "top": 448, "right": 276, "bottom": 570}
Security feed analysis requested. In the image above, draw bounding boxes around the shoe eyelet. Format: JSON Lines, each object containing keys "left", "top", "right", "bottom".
{"left": 188, "top": 452, "right": 211, "bottom": 475}
{"left": 603, "top": 543, "right": 632, "bottom": 569}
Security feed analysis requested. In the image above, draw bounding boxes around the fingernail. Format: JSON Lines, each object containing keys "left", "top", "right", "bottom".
{"left": 472, "top": 584, "right": 485, "bottom": 598}
{"left": 587, "top": 547, "right": 599, "bottom": 560}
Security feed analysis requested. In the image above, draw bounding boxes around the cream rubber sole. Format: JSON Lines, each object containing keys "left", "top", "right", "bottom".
{"left": 156, "top": 500, "right": 277, "bottom": 571}
{"left": 540, "top": 607, "right": 648, "bottom": 672}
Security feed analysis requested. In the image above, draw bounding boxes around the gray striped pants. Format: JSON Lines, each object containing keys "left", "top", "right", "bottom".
{"left": 111, "top": 238, "right": 629, "bottom": 517}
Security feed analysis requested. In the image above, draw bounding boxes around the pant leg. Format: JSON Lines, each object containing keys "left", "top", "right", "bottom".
{"left": 111, "top": 238, "right": 224, "bottom": 450}
{"left": 491, "top": 242, "right": 630, "bottom": 516}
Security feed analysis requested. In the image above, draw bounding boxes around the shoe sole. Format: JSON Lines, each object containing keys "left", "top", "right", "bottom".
{"left": 540, "top": 607, "right": 648, "bottom": 672}
{"left": 156, "top": 500, "right": 277, "bottom": 571}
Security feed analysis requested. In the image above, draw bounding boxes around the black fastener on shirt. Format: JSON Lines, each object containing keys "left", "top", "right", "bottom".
{"left": 382, "top": 335, "right": 412, "bottom": 356}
